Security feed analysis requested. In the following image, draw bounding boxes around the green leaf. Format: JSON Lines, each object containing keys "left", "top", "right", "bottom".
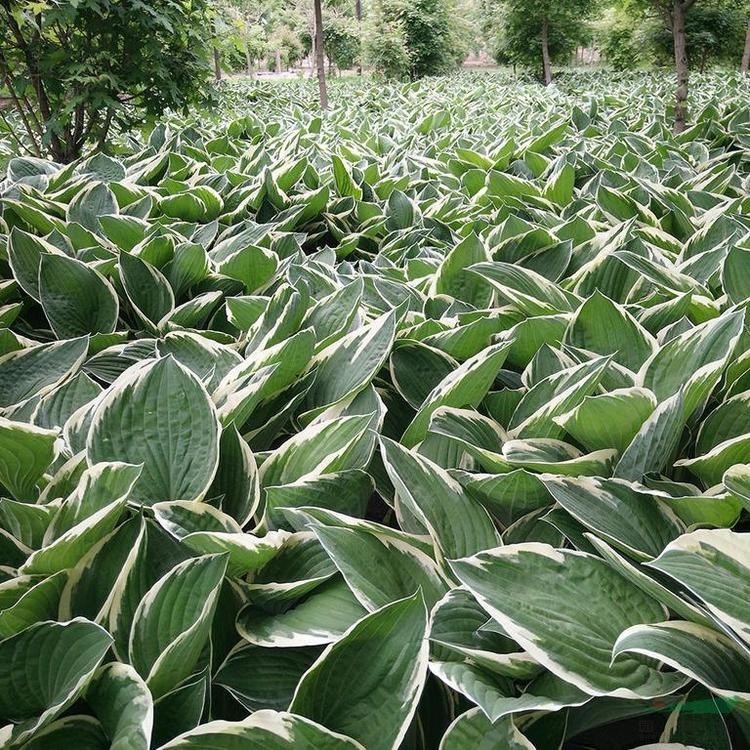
{"left": 8, "top": 227, "right": 67, "bottom": 301}
{"left": 566, "top": 291, "right": 655, "bottom": 371}
{"left": 542, "top": 476, "right": 683, "bottom": 561}
{"left": 215, "top": 645, "right": 319, "bottom": 712}
{"left": 119, "top": 252, "right": 174, "bottom": 329}
{"left": 87, "top": 356, "right": 220, "bottom": 506}
{"left": 290, "top": 592, "right": 429, "bottom": 750}
{"left": 301, "top": 311, "right": 397, "bottom": 423}
{"left": 639, "top": 311, "right": 743, "bottom": 416}
{"left": 39, "top": 254, "right": 119, "bottom": 338}
{"left": 260, "top": 414, "right": 373, "bottom": 489}
{"left": 648, "top": 529, "right": 750, "bottom": 648}
{"left": 310, "top": 523, "right": 449, "bottom": 611}
{"left": 0, "top": 571, "right": 67, "bottom": 638}
{"left": 237, "top": 577, "right": 367, "bottom": 647}
{"left": 0, "top": 618, "right": 112, "bottom": 746}
{"left": 129, "top": 553, "right": 228, "bottom": 698}
{"left": 159, "top": 711, "right": 364, "bottom": 749}
{"left": 451, "top": 544, "right": 686, "bottom": 698}
{"left": 67, "top": 182, "right": 117, "bottom": 233}
{"left": 614, "top": 392, "right": 685, "bottom": 482}
{"left": 401, "top": 342, "right": 511, "bottom": 448}
{"left": 554, "top": 387, "right": 656, "bottom": 454}
{"left": 20, "top": 496, "right": 127, "bottom": 576}
{"left": 380, "top": 437, "right": 500, "bottom": 560}
{"left": 0, "top": 337, "right": 88, "bottom": 409}
{"left": 439, "top": 709, "right": 534, "bottom": 750}
{"left": 0, "top": 417, "right": 59, "bottom": 501}
{"left": 613, "top": 621, "right": 750, "bottom": 702}
{"left": 181, "top": 529, "right": 288, "bottom": 578}
{"left": 85, "top": 662, "right": 153, "bottom": 750}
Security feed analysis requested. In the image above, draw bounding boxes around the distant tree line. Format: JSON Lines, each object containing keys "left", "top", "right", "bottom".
{"left": 2, "top": 0, "right": 749, "bottom": 161}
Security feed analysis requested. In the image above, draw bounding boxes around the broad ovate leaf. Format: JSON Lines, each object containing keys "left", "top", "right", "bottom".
{"left": 87, "top": 356, "right": 220, "bottom": 505}
{"left": 129, "top": 553, "right": 227, "bottom": 698}
{"left": 451, "top": 544, "right": 686, "bottom": 698}
{"left": 0, "top": 618, "right": 112, "bottom": 746}
{"left": 290, "top": 592, "right": 429, "bottom": 750}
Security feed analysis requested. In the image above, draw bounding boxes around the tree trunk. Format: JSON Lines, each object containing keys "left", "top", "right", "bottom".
{"left": 355, "top": 0, "right": 362, "bottom": 75}
{"left": 213, "top": 46, "right": 222, "bottom": 81}
{"left": 275, "top": 48, "right": 282, "bottom": 73}
{"left": 313, "top": 0, "right": 328, "bottom": 109}
{"left": 673, "top": 0, "right": 688, "bottom": 134}
{"left": 245, "top": 45, "right": 254, "bottom": 77}
{"left": 742, "top": 21, "right": 750, "bottom": 73}
{"left": 541, "top": 17, "right": 552, "bottom": 86}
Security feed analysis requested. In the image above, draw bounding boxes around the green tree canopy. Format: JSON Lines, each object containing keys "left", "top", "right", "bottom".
{"left": 0, "top": 0, "right": 212, "bottom": 162}
{"left": 488, "top": 0, "right": 600, "bottom": 84}
{"left": 365, "top": 0, "right": 465, "bottom": 79}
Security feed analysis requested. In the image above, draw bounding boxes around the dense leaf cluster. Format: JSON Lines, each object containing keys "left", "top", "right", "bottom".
{"left": 0, "top": 70, "right": 750, "bottom": 748}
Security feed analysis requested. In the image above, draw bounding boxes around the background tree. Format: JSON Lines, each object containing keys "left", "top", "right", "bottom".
{"left": 0, "top": 0, "right": 212, "bottom": 163}
{"left": 365, "top": 0, "right": 464, "bottom": 79}
{"left": 313, "top": 0, "right": 328, "bottom": 108}
{"left": 324, "top": 15, "right": 361, "bottom": 73}
{"left": 599, "top": 0, "right": 746, "bottom": 73}
{"left": 490, "top": 0, "right": 600, "bottom": 85}
{"left": 618, "top": 0, "right": 702, "bottom": 133}
{"left": 364, "top": 0, "right": 412, "bottom": 79}
{"left": 645, "top": 1, "right": 745, "bottom": 72}
{"left": 596, "top": 5, "right": 644, "bottom": 70}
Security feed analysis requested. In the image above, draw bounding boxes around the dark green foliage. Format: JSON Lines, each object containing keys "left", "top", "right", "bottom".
{"left": 324, "top": 15, "right": 361, "bottom": 71}
{"left": 646, "top": 2, "right": 747, "bottom": 70}
{"left": 489, "top": 0, "right": 600, "bottom": 79}
{"left": 0, "top": 0, "right": 213, "bottom": 163}
{"left": 365, "top": 0, "right": 462, "bottom": 79}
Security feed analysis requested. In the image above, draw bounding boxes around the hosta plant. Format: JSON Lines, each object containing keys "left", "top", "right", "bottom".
{"left": 0, "top": 70, "right": 750, "bottom": 748}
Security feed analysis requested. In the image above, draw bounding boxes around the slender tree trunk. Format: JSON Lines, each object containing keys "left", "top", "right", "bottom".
{"left": 541, "top": 17, "right": 552, "bottom": 86}
{"left": 313, "top": 0, "right": 328, "bottom": 109}
{"left": 742, "top": 21, "right": 750, "bottom": 73}
{"left": 213, "top": 46, "right": 222, "bottom": 81}
{"left": 673, "top": 0, "right": 688, "bottom": 134}
{"left": 355, "top": 0, "right": 362, "bottom": 75}
{"left": 310, "top": 14, "right": 317, "bottom": 78}
{"left": 245, "top": 45, "right": 254, "bottom": 77}
{"left": 275, "top": 48, "right": 282, "bottom": 73}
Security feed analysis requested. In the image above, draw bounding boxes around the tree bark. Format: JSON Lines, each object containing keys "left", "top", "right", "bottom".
{"left": 355, "top": 0, "right": 362, "bottom": 75}
{"left": 742, "top": 21, "right": 750, "bottom": 73}
{"left": 672, "top": 0, "right": 688, "bottom": 134}
{"left": 213, "top": 46, "right": 222, "bottom": 81}
{"left": 245, "top": 45, "right": 254, "bottom": 77}
{"left": 541, "top": 17, "right": 552, "bottom": 86}
{"left": 275, "top": 48, "right": 282, "bottom": 73}
{"left": 313, "top": 0, "right": 328, "bottom": 109}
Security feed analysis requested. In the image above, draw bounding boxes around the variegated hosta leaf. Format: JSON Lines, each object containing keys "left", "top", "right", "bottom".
{"left": 439, "top": 708, "right": 535, "bottom": 750}
{"left": 159, "top": 710, "right": 364, "bottom": 749}
{"left": 647, "top": 529, "right": 750, "bottom": 647}
{"left": 85, "top": 662, "right": 153, "bottom": 750}
{"left": 129, "top": 553, "right": 227, "bottom": 698}
{"left": 290, "top": 592, "right": 429, "bottom": 750}
{"left": 451, "top": 544, "right": 687, "bottom": 698}
{"left": 0, "top": 618, "right": 113, "bottom": 746}
{"left": 310, "top": 523, "right": 449, "bottom": 611}
{"left": 0, "top": 417, "right": 60, "bottom": 501}
{"left": 380, "top": 436, "right": 500, "bottom": 560}
{"left": 542, "top": 476, "right": 684, "bottom": 561}
{"left": 87, "top": 356, "right": 220, "bottom": 505}
{"left": 613, "top": 620, "right": 750, "bottom": 703}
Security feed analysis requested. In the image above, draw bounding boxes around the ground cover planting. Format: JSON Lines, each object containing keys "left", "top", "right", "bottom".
{"left": 1, "top": 70, "right": 750, "bottom": 748}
